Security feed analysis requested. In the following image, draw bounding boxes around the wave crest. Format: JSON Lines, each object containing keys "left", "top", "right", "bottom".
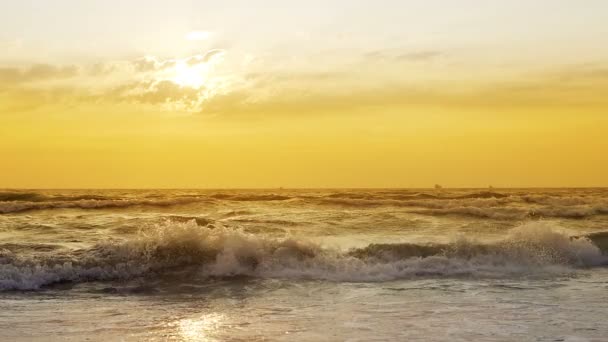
{"left": 0, "top": 197, "right": 211, "bottom": 214}
{"left": 0, "top": 221, "right": 606, "bottom": 291}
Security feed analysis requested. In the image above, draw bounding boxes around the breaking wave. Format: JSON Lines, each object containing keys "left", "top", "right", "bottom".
{"left": 1, "top": 221, "right": 606, "bottom": 291}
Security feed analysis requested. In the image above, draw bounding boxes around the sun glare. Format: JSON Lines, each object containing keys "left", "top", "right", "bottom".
{"left": 175, "top": 314, "right": 224, "bottom": 341}
{"left": 186, "top": 31, "right": 211, "bottom": 41}
{"left": 172, "top": 61, "right": 207, "bottom": 88}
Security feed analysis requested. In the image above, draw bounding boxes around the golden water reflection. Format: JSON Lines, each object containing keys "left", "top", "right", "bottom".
{"left": 171, "top": 313, "right": 226, "bottom": 341}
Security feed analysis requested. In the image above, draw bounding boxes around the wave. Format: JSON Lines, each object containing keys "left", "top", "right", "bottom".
{"left": 323, "top": 191, "right": 509, "bottom": 201}
{"left": 0, "top": 191, "right": 48, "bottom": 202}
{"left": 409, "top": 205, "right": 608, "bottom": 220}
{"left": 409, "top": 207, "right": 526, "bottom": 220}
{"left": 521, "top": 194, "right": 604, "bottom": 206}
{"left": 577, "top": 231, "right": 608, "bottom": 254}
{"left": 1, "top": 221, "right": 606, "bottom": 291}
{"left": 0, "top": 192, "right": 295, "bottom": 213}
{"left": 0, "top": 191, "right": 115, "bottom": 203}
{"left": 210, "top": 194, "right": 292, "bottom": 201}
{"left": 0, "top": 243, "right": 63, "bottom": 253}
{"left": 0, "top": 197, "right": 211, "bottom": 214}
{"left": 165, "top": 215, "right": 214, "bottom": 226}
{"left": 3, "top": 190, "right": 608, "bottom": 219}
{"left": 227, "top": 218, "right": 300, "bottom": 226}
{"left": 314, "top": 195, "right": 608, "bottom": 220}
{"left": 310, "top": 191, "right": 608, "bottom": 220}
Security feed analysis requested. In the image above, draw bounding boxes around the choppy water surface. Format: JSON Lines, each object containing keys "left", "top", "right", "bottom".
{"left": 1, "top": 188, "right": 607, "bottom": 341}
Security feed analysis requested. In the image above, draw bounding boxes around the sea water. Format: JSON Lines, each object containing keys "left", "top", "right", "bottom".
{"left": 1, "top": 188, "right": 607, "bottom": 341}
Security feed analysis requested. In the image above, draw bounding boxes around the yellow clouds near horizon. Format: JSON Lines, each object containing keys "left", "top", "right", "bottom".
{"left": 2, "top": 52, "right": 608, "bottom": 116}
{"left": 1, "top": 50, "right": 607, "bottom": 188}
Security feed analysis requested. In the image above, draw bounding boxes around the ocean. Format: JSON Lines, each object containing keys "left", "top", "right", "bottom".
{"left": 0, "top": 188, "right": 607, "bottom": 341}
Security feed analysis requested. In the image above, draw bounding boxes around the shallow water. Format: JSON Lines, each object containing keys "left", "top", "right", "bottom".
{"left": 1, "top": 188, "right": 607, "bottom": 341}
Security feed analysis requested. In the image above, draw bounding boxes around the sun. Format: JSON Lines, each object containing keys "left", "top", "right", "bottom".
{"left": 171, "top": 61, "right": 207, "bottom": 89}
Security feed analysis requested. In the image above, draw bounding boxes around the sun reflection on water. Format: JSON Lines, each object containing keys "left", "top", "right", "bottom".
{"left": 171, "top": 313, "right": 226, "bottom": 341}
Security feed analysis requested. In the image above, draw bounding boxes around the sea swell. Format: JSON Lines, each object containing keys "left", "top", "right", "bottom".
{"left": 0, "top": 191, "right": 114, "bottom": 203}
{"left": 1, "top": 221, "right": 606, "bottom": 291}
{"left": 2, "top": 190, "right": 608, "bottom": 220}
{"left": 409, "top": 204, "right": 608, "bottom": 220}
{"left": 0, "top": 197, "right": 212, "bottom": 214}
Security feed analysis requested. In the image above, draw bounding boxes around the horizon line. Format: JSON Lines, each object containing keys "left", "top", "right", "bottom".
{"left": 1, "top": 186, "right": 607, "bottom": 191}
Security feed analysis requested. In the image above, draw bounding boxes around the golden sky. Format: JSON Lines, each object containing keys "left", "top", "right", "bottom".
{"left": 1, "top": 0, "right": 607, "bottom": 188}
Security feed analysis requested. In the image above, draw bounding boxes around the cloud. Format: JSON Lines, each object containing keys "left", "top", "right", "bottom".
{"left": 545, "top": 65, "right": 608, "bottom": 83}
{"left": 396, "top": 50, "right": 443, "bottom": 62}
{"left": 132, "top": 56, "right": 160, "bottom": 72}
{"left": 364, "top": 49, "right": 444, "bottom": 63}
{"left": 196, "top": 65, "right": 608, "bottom": 118}
{"left": 0, "top": 64, "right": 79, "bottom": 85}
{"left": 119, "top": 80, "right": 204, "bottom": 106}
{"left": 88, "top": 62, "right": 119, "bottom": 76}
{"left": 129, "top": 56, "right": 178, "bottom": 73}
{"left": 1, "top": 53, "right": 607, "bottom": 117}
{"left": 0, "top": 49, "right": 231, "bottom": 113}
{"left": 197, "top": 78, "right": 432, "bottom": 117}
{"left": 185, "top": 49, "right": 225, "bottom": 66}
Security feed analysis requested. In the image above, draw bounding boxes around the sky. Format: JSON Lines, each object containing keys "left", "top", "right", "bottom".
{"left": 1, "top": 0, "right": 607, "bottom": 188}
